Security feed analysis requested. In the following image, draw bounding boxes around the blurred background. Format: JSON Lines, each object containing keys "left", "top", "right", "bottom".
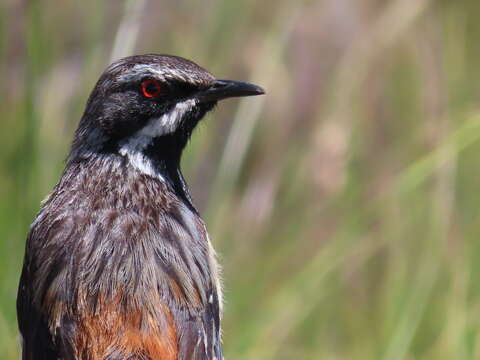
{"left": 1, "top": 0, "right": 480, "bottom": 359}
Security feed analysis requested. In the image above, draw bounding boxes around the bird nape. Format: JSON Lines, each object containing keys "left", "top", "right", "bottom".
{"left": 17, "top": 54, "right": 264, "bottom": 360}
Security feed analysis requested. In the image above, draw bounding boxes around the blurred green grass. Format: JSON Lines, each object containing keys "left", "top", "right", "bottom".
{"left": 2, "top": 0, "right": 480, "bottom": 359}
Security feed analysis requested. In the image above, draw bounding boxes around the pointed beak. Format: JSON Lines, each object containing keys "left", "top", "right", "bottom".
{"left": 196, "top": 79, "right": 265, "bottom": 103}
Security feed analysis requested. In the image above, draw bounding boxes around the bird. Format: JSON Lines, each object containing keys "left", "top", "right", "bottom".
{"left": 17, "top": 54, "right": 264, "bottom": 360}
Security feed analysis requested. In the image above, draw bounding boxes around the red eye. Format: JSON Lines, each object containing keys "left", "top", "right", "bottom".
{"left": 141, "top": 79, "right": 162, "bottom": 98}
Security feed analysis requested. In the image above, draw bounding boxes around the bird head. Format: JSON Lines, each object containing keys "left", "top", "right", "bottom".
{"left": 70, "top": 54, "right": 264, "bottom": 166}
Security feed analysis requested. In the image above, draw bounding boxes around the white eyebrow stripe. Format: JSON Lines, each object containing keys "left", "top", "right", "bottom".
{"left": 118, "top": 99, "right": 197, "bottom": 178}
{"left": 118, "top": 64, "right": 206, "bottom": 85}
{"left": 118, "top": 64, "right": 163, "bottom": 83}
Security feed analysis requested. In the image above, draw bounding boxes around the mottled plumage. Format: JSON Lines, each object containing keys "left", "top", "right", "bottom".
{"left": 17, "top": 54, "right": 264, "bottom": 360}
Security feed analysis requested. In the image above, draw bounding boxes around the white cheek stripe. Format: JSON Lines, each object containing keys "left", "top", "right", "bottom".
{"left": 118, "top": 99, "right": 196, "bottom": 178}
{"left": 138, "top": 99, "right": 197, "bottom": 138}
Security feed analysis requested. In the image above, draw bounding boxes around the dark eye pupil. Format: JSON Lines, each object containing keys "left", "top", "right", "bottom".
{"left": 141, "top": 80, "right": 161, "bottom": 98}
{"left": 146, "top": 83, "right": 158, "bottom": 94}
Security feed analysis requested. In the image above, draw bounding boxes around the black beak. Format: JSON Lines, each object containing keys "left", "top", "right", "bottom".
{"left": 196, "top": 79, "right": 265, "bottom": 103}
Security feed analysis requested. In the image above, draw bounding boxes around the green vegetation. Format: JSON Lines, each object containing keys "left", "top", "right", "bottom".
{"left": 2, "top": 0, "right": 480, "bottom": 358}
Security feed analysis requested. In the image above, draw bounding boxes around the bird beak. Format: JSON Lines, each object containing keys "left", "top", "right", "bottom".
{"left": 196, "top": 79, "right": 265, "bottom": 103}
